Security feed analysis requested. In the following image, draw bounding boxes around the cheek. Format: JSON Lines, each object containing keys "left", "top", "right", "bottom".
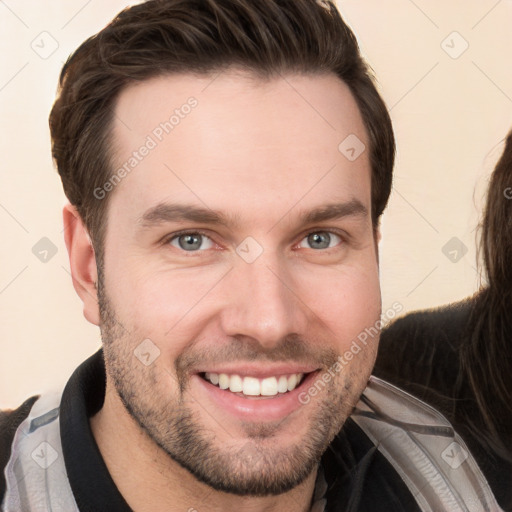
{"left": 296, "top": 261, "right": 381, "bottom": 349}
{"left": 105, "top": 250, "right": 380, "bottom": 360}
{"left": 106, "top": 263, "right": 228, "bottom": 348}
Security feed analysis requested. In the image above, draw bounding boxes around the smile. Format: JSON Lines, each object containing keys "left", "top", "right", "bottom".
{"left": 201, "top": 372, "right": 306, "bottom": 398}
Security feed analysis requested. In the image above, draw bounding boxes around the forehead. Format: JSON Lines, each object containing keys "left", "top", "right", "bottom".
{"left": 108, "top": 70, "right": 371, "bottom": 226}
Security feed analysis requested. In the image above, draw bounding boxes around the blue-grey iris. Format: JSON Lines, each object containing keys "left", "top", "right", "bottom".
{"left": 179, "top": 234, "right": 203, "bottom": 251}
{"left": 307, "top": 232, "right": 331, "bottom": 249}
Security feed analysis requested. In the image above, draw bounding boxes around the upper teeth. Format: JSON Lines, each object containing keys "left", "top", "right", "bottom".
{"left": 204, "top": 372, "right": 305, "bottom": 396}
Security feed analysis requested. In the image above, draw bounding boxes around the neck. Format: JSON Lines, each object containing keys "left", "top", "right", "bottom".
{"left": 90, "top": 382, "right": 319, "bottom": 512}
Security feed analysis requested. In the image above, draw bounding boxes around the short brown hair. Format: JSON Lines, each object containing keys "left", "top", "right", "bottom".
{"left": 49, "top": 0, "right": 395, "bottom": 266}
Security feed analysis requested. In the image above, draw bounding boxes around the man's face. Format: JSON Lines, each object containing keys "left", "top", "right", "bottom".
{"left": 98, "top": 70, "right": 381, "bottom": 495}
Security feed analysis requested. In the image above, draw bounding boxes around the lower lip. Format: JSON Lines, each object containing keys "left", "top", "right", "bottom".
{"left": 192, "top": 371, "right": 319, "bottom": 423}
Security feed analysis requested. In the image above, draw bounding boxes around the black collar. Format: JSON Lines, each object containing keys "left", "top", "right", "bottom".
{"left": 60, "top": 350, "right": 131, "bottom": 512}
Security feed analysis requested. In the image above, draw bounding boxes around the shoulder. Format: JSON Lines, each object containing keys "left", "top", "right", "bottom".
{"left": 0, "top": 396, "right": 40, "bottom": 451}
{"left": 351, "top": 377, "right": 501, "bottom": 511}
{"left": 382, "top": 297, "right": 474, "bottom": 348}
{"left": 0, "top": 396, "right": 40, "bottom": 499}
{"left": 374, "top": 298, "right": 474, "bottom": 392}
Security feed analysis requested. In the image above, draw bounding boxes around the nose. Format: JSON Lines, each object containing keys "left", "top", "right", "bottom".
{"left": 218, "top": 253, "right": 309, "bottom": 349}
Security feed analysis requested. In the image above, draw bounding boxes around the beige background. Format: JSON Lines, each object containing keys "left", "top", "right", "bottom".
{"left": 1, "top": 0, "right": 511, "bottom": 408}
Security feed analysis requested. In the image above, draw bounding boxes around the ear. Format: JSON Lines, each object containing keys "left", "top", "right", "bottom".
{"left": 375, "top": 226, "right": 382, "bottom": 244}
{"left": 373, "top": 224, "right": 381, "bottom": 265}
{"left": 63, "top": 203, "right": 100, "bottom": 326}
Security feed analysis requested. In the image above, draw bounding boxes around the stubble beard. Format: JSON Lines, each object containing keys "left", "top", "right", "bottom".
{"left": 96, "top": 274, "right": 364, "bottom": 497}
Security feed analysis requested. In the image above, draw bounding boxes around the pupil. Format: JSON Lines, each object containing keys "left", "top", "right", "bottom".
{"left": 308, "top": 232, "right": 330, "bottom": 249}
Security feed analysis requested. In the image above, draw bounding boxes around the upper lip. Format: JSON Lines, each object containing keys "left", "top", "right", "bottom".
{"left": 195, "top": 364, "right": 319, "bottom": 379}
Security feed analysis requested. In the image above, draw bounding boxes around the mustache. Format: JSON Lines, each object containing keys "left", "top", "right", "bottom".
{"left": 175, "top": 333, "right": 339, "bottom": 377}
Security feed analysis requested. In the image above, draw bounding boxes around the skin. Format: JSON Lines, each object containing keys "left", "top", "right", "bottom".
{"left": 64, "top": 70, "right": 382, "bottom": 512}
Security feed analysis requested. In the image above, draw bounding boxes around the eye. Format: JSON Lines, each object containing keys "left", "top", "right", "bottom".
{"left": 298, "top": 231, "right": 342, "bottom": 250}
{"left": 168, "top": 232, "right": 214, "bottom": 252}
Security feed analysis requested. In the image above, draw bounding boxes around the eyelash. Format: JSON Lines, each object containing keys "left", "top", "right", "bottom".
{"left": 161, "top": 228, "right": 347, "bottom": 254}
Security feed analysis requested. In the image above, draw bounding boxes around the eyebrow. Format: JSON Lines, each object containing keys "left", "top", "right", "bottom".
{"left": 138, "top": 203, "right": 236, "bottom": 229}
{"left": 137, "top": 199, "right": 368, "bottom": 230}
{"left": 300, "top": 200, "right": 368, "bottom": 225}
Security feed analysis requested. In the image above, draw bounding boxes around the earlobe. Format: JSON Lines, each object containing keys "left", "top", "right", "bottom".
{"left": 63, "top": 203, "right": 101, "bottom": 326}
